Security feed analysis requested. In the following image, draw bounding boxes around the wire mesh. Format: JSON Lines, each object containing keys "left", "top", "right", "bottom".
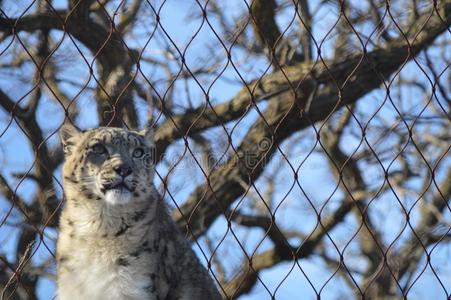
{"left": 0, "top": 0, "right": 450, "bottom": 299}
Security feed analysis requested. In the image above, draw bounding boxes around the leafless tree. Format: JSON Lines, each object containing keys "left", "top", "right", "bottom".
{"left": 0, "top": 0, "right": 450, "bottom": 299}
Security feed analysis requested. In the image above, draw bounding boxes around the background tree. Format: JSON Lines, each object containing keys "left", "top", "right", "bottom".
{"left": 0, "top": 0, "right": 450, "bottom": 299}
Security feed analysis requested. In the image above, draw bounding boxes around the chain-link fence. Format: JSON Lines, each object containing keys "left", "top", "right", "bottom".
{"left": 0, "top": 0, "right": 450, "bottom": 299}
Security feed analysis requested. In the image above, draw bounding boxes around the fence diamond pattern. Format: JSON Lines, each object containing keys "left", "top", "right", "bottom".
{"left": 0, "top": 0, "right": 450, "bottom": 299}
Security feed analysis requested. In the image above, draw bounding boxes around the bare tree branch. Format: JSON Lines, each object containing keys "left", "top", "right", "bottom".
{"left": 0, "top": 1, "right": 449, "bottom": 298}
{"left": 172, "top": 3, "right": 451, "bottom": 240}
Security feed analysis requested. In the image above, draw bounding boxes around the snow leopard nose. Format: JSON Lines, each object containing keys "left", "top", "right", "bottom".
{"left": 113, "top": 163, "right": 132, "bottom": 178}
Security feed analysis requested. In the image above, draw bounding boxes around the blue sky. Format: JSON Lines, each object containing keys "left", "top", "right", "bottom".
{"left": 0, "top": 0, "right": 450, "bottom": 299}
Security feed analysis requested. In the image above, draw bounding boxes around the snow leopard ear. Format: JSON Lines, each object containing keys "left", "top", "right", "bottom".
{"left": 60, "top": 122, "right": 82, "bottom": 155}
{"left": 139, "top": 122, "right": 155, "bottom": 145}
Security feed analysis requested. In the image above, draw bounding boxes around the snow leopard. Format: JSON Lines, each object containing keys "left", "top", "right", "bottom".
{"left": 56, "top": 123, "right": 222, "bottom": 300}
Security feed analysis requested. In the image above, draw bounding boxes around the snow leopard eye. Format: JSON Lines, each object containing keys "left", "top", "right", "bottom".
{"left": 132, "top": 147, "right": 145, "bottom": 158}
{"left": 91, "top": 143, "right": 107, "bottom": 155}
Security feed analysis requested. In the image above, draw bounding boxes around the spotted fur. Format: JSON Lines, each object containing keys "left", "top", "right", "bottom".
{"left": 56, "top": 124, "right": 222, "bottom": 300}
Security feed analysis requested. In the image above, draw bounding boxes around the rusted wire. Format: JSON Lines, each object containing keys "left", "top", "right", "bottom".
{"left": 0, "top": 0, "right": 449, "bottom": 299}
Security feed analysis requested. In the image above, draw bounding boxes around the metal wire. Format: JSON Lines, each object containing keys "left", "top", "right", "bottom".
{"left": 0, "top": 0, "right": 449, "bottom": 299}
